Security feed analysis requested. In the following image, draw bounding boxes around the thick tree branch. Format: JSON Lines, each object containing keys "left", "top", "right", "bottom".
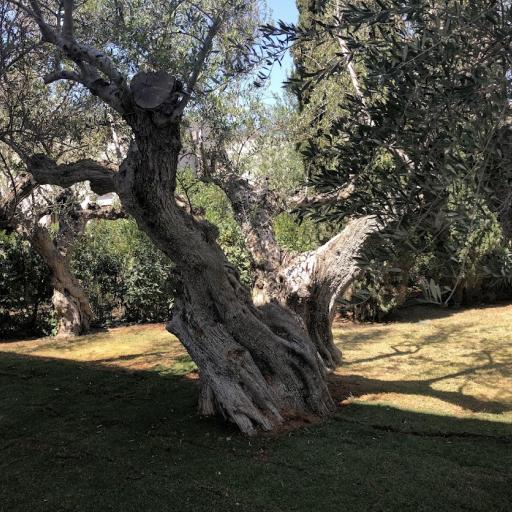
{"left": 278, "top": 215, "right": 379, "bottom": 368}
{"left": 281, "top": 215, "right": 379, "bottom": 304}
{"left": 27, "top": 0, "right": 128, "bottom": 112}
{"left": 43, "top": 68, "right": 81, "bottom": 84}
{"left": 191, "top": 141, "right": 285, "bottom": 272}
{"left": 289, "top": 179, "right": 356, "bottom": 209}
{"left": 26, "top": 154, "right": 117, "bottom": 195}
{"left": 81, "top": 202, "right": 126, "bottom": 221}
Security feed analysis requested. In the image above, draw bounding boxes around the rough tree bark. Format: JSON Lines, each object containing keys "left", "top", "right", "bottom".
{"left": 33, "top": 199, "right": 124, "bottom": 336}
{"left": 116, "top": 111, "right": 335, "bottom": 434}
{"left": 16, "top": 0, "right": 377, "bottom": 433}
{"left": 0, "top": 171, "right": 122, "bottom": 336}
{"left": 25, "top": 78, "right": 336, "bottom": 434}
{"left": 275, "top": 216, "right": 378, "bottom": 368}
{"left": 190, "top": 149, "right": 378, "bottom": 370}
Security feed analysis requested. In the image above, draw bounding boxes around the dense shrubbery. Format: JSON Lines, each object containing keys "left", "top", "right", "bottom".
{"left": 0, "top": 231, "right": 54, "bottom": 337}
{"left": 341, "top": 218, "right": 512, "bottom": 322}
{"left": 72, "top": 219, "right": 177, "bottom": 325}
{"left": 3, "top": 180, "right": 512, "bottom": 336}
{"left": 0, "top": 220, "right": 177, "bottom": 337}
{"left": 0, "top": 182, "right": 261, "bottom": 337}
{"left": 4, "top": 139, "right": 512, "bottom": 336}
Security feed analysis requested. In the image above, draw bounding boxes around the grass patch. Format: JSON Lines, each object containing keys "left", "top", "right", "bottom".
{"left": 1, "top": 306, "right": 511, "bottom": 511}
{"left": 333, "top": 303, "right": 512, "bottom": 423}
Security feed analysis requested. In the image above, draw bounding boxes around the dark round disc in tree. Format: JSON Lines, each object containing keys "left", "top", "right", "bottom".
{"left": 130, "top": 71, "right": 176, "bottom": 110}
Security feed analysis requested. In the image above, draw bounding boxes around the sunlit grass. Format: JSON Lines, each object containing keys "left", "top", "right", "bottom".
{"left": 1, "top": 305, "right": 511, "bottom": 511}
{"left": 332, "top": 304, "right": 512, "bottom": 424}
{"left": 0, "top": 323, "right": 190, "bottom": 372}
{"left": 2, "top": 304, "right": 511, "bottom": 424}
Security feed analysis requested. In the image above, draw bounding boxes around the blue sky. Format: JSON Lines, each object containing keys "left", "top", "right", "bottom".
{"left": 265, "top": 0, "right": 298, "bottom": 99}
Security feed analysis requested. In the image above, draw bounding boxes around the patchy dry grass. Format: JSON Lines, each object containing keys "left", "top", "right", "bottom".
{"left": 0, "top": 323, "right": 188, "bottom": 371}
{"left": 0, "top": 305, "right": 511, "bottom": 511}
{"left": 333, "top": 304, "right": 512, "bottom": 424}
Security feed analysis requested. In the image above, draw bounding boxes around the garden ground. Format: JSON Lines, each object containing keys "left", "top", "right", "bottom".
{"left": 1, "top": 304, "right": 511, "bottom": 511}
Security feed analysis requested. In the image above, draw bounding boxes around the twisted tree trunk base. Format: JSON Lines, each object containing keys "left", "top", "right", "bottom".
{"left": 52, "top": 286, "right": 92, "bottom": 337}
{"left": 167, "top": 296, "right": 334, "bottom": 435}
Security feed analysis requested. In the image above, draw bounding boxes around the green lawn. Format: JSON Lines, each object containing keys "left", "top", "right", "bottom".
{"left": 1, "top": 306, "right": 511, "bottom": 511}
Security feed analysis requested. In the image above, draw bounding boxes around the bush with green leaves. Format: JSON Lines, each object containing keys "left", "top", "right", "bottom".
{"left": 0, "top": 230, "right": 54, "bottom": 337}
{"left": 71, "top": 219, "right": 176, "bottom": 325}
{"left": 285, "top": 0, "right": 512, "bottom": 317}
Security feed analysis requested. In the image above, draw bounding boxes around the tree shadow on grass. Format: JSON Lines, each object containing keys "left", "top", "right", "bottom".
{"left": 329, "top": 368, "right": 512, "bottom": 414}
{"left": 334, "top": 358, "right": 512, "bottom": 414}
{"left": 386, "top": 304, "right": 465, "bottom": 323}
{"left": 0, "top": 351, "right": 511, "bottom": 512}
{"left": 334, "top": 316, "right": 512, "bottom": 415}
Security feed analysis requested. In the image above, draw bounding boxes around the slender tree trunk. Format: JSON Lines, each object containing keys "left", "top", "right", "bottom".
{"left": 30, "top": 227, "right": 93, "bottom": 336}
{"left": 51, "top": 278, "right": 92, "bottom": 337}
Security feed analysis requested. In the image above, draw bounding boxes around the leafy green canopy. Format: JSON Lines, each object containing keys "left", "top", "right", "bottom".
{"left": 272, "top": 0, "right": 512, "bottom": 308}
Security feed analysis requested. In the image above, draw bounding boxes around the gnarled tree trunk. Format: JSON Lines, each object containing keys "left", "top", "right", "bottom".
{"left": 18, "top": 2, "right": 373, "bottom": 432}
{"left": 110, "top": 112, "right": 334, "bottom": 434}
{"left": 26, "top": 92, "right": 376, "bottom": 432}
{"left": 274, "top": 216, "right": 378, "bottom": 369}
{"left": 191, "top": 153, "right": 378, "bottom": 370}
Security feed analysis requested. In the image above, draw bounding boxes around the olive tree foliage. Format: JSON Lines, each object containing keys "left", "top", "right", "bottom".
{"left": 264, "top": 0, "right": 512, "bottom": 310}
{"left": 0, "top": 0, "right": 383, "bottom": 434}
{"left": 0, "top": 13, "right": 128, "bottom": 336}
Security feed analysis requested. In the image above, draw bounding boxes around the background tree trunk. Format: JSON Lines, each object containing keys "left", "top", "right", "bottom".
{"left": 30, "top": 227, "right": 93, "bottom": 336}
{"left": 0, "top": 173, "right": 94, "bottom": 336}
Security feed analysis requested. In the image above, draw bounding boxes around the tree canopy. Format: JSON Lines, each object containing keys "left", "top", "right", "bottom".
{"left": 1, "top": 0, "right": 511, "bottom": 434}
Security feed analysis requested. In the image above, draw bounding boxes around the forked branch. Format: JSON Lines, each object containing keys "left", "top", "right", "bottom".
{"left": 26, "top": 0, "right": 129, "bottom": 111}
